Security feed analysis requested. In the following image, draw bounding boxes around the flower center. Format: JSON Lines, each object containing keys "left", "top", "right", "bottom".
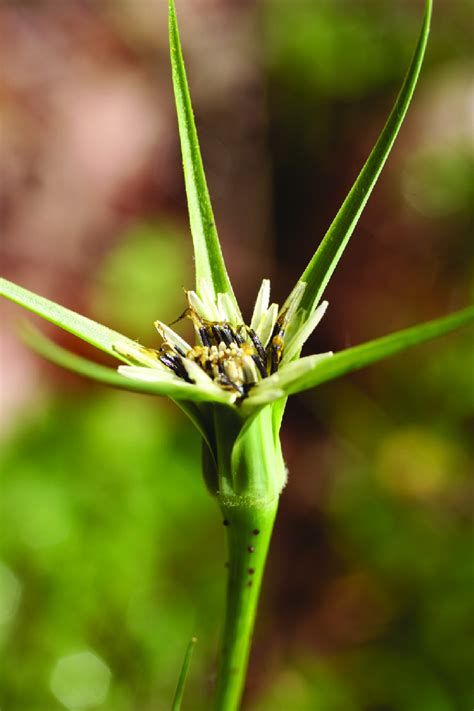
{"left": 159, "top": 315, "right": 287, "bottom": 399}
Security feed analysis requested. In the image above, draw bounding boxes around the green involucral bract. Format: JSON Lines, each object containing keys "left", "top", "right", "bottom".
{"left": 1, "top": 0, "right": 473, "bottom": 708}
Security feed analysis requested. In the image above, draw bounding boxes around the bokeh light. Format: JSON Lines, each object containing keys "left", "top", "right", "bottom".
{"left": 50, "top": 651, "right": 111, "bottom": 709}
{"left": 0, "top": 563, "right": 21, "bottom": 626}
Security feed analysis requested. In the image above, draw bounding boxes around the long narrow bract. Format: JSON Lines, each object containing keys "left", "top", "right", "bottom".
{"left": 297, "top": 0, "right": 432, "bottom": 315}
{"left": 280, "top": 305, "right": 474, "bottom": 398}
{"left": 168, "top": 0, "right": 240, "bottom": 316}
{"left": 0, "top": 278, "right": 135, "bottom": 362}
{"left": 20, "top": 324, "right": 231, "bottom": 404}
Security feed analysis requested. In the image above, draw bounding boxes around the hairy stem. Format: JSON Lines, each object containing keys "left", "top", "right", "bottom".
{"left": 215, "top": 500, "right": 278, "bottom": 710}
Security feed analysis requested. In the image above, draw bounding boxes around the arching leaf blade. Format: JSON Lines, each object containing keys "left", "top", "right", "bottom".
{"left": 19, "top": 323, "right": 229, "bottom": 404}
{"left": 1, "top": 278, "right": 136, "bottom": 361}
{"left": 169, "top": 0, "right": 239, "bottom": 313}
{"left": 283, "top": 305, "right": 474, "bottom": 396}
{"left": 299, "top": 0, "right": 432, "bottom": 314}
{"left": 20, "top": 323, "right": 156, "bottom": 394}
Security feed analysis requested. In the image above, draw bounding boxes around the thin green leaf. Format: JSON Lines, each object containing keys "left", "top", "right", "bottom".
{"left": 20, "top": 323, "right": 154, "bottom": 393}
{"left": 21, "top": 324, "right": 222, "bottom": 454}
{"left": 299, "top": 0, "right": 432, "bottom": 314}
{"left": 168, "top": 0, "right": 239, "bottom": 312}
{"left": 1, "top": 278, "right": 135, "bottom": 362}
{"left": 282, "top": 305, "right": 474, "bottom": 397}
{"left": 19, "top": 323, "right": 230, "bottom": 405}
{"left": 172, "top": 637, "right": 197, "bottom": 711}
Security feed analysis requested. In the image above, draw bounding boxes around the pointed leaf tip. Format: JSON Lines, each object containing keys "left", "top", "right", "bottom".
{"left": 298, "top": 0, "right": 432, "bottom": 314}
{"left": 172, "top": 636, "right": 197, "bottom": 711}
{"left": 168, "top": 0, "right": 239, "bottom": 312}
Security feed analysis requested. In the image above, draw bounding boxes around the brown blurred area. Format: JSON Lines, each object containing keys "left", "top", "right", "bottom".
{"left": 0, "top": 1, "right": 473, "bottom": 709}
{"left": 0, "top": 0, "right": 271, "bottom": 428}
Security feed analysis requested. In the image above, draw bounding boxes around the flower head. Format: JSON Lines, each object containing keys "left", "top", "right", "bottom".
{"left": 115, "top": 279, "right": 331, "bottom": 411}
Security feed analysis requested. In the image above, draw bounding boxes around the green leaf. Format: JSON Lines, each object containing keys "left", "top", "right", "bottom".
{"left": 20, "top": 323, "right": 152, "bottom": 393}
{"left": 1, "top": 278, "right": 135, "bottom": 362}
{"left": 171, "top": 636, "right": 197, "bottom": 711}
{"left": 299, "top": 0, "right": 432, "bottom": 314}
{"left": 21, "top": 323, "right": 221, "bottom": 460}
{"left": 19, "top": 323, "right": 230, "bottom": 405}
{"left": 282, "top": 305, "right": 474, "bottom": 397}
{"left": 168, "top": 0, "right": 239, "bottom": 312}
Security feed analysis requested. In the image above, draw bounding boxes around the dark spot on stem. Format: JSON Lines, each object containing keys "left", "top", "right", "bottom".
{"left": 252, "top": 529, "right": 260, "bottom": 535}
{"left": 248, "top": 568, "right": 255, "bottom": 575}
{"left": 247, "top": 546, "right": 255, "bottom": 553}
{"left": 247, "top": 581, "right": 253, "bottom": 587}
{"left": 223, "top": 520, "right": 230, "bottom": 526}
{"left": 225, "top": 562, "right": 229, "bottom": 568}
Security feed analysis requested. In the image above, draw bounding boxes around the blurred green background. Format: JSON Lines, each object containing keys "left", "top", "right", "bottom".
{"left": 0, "top": 1, "right": 473, "bottom": 709}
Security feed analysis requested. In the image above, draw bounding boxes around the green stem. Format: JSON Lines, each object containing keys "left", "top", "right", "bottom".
{"left": 215, "top": 500, "right": 278, "bottom": 710}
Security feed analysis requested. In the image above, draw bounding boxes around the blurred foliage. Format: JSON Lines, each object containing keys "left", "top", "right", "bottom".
{"left": 0, "top": 222, "right": 221, "bottom": 710}
{"left": 266, "top": 1, "right": 412, "bottom": 98}
{"left": 1, "top": 0, "right": 473, "bottom": 709}
{"left": 402, "top": 146, "right": 474, "bottom": 219}
{"left": 92, "top": 222, "right": 192, "bottom": 339}
{"left": 265, "top": 0, "right": 473, "bottom": 98}
{"left": 0, "top": 391, "right": 223, "bottom": 710}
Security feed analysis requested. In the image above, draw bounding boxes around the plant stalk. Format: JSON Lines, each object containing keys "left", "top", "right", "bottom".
{"left": 215, "top": 500, "right": 278, "bottom": 710}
